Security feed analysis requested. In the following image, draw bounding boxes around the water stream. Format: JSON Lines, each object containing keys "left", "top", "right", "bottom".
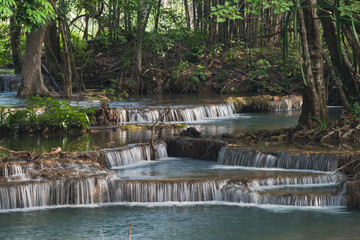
{"left": 0, "top": 92, "right": 357, "bottom": 239}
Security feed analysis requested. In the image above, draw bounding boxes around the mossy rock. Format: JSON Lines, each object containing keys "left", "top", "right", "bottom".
{"left": 226, "top": 95, "right": 271, "bottom": 112}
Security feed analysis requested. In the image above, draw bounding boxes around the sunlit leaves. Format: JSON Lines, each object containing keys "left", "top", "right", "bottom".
{"left": 0, "top": 0, "right": 15, "bottom": 18}
{"left": 1, "top": 0, "right": 55, "bottom": 32}
{"left": 211, "top": 1, "right": 243, "bottom": 22}
{"left": 211, "top": 0, "right": 294, "bottom": 22}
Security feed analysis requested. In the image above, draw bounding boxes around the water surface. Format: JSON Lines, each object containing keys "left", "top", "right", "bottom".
{"left": 0, "top": 205, "right": 359, "bottom": 240}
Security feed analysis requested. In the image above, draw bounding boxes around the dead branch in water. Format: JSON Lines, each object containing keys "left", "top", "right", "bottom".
{"left": 0, "top": 146, "right": 32, "bottom": 156}
{"left": 149, "top": 105, "right": 171, "bottom": 159}
{"left": 0, "top": 146, "right": 63, "bottom": 162}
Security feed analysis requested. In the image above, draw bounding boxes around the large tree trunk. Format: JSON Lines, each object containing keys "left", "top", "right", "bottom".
{"left": 17, "top": 27, "right": 49, "bottom": 98}
{"left": 297, "top": 0, "right": 329, "bottom": 128}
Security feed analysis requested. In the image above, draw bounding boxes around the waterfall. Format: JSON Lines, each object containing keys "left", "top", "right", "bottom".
{"left": 104, "top": 142, "right": 168, "bottom": 168}
{"left": 0, "top": 75, "right": 21, "bottom": 92}
{"left": 108, "top": 178, "right": 346, "bottom": 207}
{"left": 248, "top": 174, "right": 341, "bottom": 188}
{"left": 0, "top": 177, "right": 114, "bottom": 209}
{"left": 110, "top": 179, "right": 226, "bottom": 202}
{"left": 222, "top": 188, "right": 345, "bottom": 206}
{"left": 0, "top": 176, "right": 346, "bottom": 210}
{"left": 268, "top": 96, "right": 303, "bottom": 111}
{"left": 116, "top": 103, "right": 235, "bottom": 124}
{"left": 217, "top": 148, "right": 340, "bottom": 171}
{"left": 0, "top": 163, "right": 35, "bottom": 181}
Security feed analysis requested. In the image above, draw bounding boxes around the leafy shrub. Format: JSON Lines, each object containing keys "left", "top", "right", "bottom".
{"left": 350, "top": 102, "right": 360, "bottom": 120}
{"left": 0, "top": 24, "right": 12, "bottom": 67}
{"left": 0, "top": 97, "right": 95, "bottom": 132}
{"left": 173, "top": 61, "right": 208, "bottom": 91}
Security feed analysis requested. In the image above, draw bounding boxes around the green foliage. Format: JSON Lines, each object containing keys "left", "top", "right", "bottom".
{"left": 145, "top": 28, "right": 207, "bottom": 63}
{"left": 0, "top": 23, "right": 11, "bottom": 67}
{"left": 350, "top": 102, "right": 360, "bottom": 120}
{"left": 0, "top": 97, "right": 94, "bottom": 132}
{"left": 310, "top": 116, "right": 328, "bottom": 131}
{"left": 102, "top": 79, "right": 129, "bottom": 101}
{"left": 248, "top": 59, "right": 271, "bottom": 79}
{"left": 0, "top": 0, "right": 16, "bottom": 18}
{"left": 211, "top": 0, "right": 243, "bottom": 22}
{"left": 173, "top": 61, "right": 207, "bottom": 91}
{"left": 0, "top": 0, "right": 55, "bottom": 32}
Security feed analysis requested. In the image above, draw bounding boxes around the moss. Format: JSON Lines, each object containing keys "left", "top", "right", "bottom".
{"left": 226, "top": 95, "right": 271, "bottom": 112}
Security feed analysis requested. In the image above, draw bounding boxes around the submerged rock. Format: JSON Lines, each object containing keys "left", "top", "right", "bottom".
{"left": 180, "top": 127, "right": 201, "bottom": 138}
{"left": 166, "top": 137, "right": 227, "bottom": 160}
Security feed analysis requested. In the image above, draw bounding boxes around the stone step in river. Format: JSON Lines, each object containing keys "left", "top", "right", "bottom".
{"left": 0, "top": 174, "right": 345, "bottom": 210}
{"left": 92, "top": 95, "right": 303, "bottom": 125}
{"left": 0, "top": 144, "right": 348, "bottom": 210}
{"left": 217, "top": 147, "right": 340, "bottom": 171}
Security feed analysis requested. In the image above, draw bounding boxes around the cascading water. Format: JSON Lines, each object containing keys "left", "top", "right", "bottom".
{"left": 104, "top": 142, "right": 168, "bottom": 168}
{"left": 0, "top": 143, "right": 348, "bottom": 210}
{"left": 114, "top": 103, "right": 236, "bottom": 124}
{"left": 268, "top": 96, "right": 303, "bottom": 111}
{"left": 0, "top": 177, "right": 114, "bottom": 209}
{"left": 107, "top": 178, "right": 346, "bottom": 207}
{"left": 217, "top": 147, "right": 340, "bottom": 171}
{"left": 0, "top": 163, "right": 35, "bottom": 181}
{"left": 248, "top": 174, "right": 341, "bottom": 188}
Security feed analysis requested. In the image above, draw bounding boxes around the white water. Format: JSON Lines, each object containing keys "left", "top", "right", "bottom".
{"left": 0, "top": 143, "right": 347, "bottom": 211}
{"left": 115, "top": 103, "right": 236, "bottom": 124}
{"left": 217, "top": 147, "right": 339, "bottom": 172}
{"left": 268, "top": 96, "right": 303, "bottom": 111}
{"left": 104, "top": 142, "right": 168, "bottom": 168}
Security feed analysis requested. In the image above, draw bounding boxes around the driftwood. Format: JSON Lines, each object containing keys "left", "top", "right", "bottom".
{"left": 0, "top": 146, "right": 63, "bottom": 162}
{"left": 129, "top": 222, "right": 133, "bottom": 240}
{"left": 149, "top": 105, "right": 171, "bottom": 159}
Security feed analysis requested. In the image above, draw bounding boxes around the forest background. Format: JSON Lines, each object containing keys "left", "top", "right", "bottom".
{"left": 0, "top": 0, "right": 360, "bottom": 129}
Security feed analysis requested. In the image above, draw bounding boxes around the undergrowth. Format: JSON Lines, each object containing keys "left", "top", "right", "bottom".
{"left": 0, "top": 96, "right": 94, "bottom": 133}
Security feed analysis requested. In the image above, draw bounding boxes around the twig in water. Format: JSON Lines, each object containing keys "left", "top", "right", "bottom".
{"left": 129, "top": 222, "right": 133, "bottom": 240}
{"left": 100, "top": 229, "right": 104, "bottom": 240}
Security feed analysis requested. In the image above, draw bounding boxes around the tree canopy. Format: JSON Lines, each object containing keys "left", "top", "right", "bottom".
{"left": 0, "top": 0, "right": 359, "bottom": 128}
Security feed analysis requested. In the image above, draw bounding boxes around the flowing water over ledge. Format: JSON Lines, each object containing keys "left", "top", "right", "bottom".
{"left": 0, "top": 93, "right": 356, "bottom": 239}
{"left": 0, "top": 144, "right": 348, "bottom": 210}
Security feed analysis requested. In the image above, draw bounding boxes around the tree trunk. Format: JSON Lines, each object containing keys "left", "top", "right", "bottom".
{"left": 17, "top": 27, "right": 49, "bottom": 98}
{"left": 154, "top": 0, "right": 162, "bottom": 32}
{"left": 44, "top": 22, "right": 61, "bottom": 77}
{"left": 323, "top": 51, "right": 349, "bottom": 110}
{"left": 343, "top": 26, "right": 360, "bottom": 73}
{"left": 318, "top": 1, "right": 359, "bottom": 97}
{"left": 297, "top": 0, "right": 329, "bottom": 128}
{"left": 10, "top": 16, "right": 22, "bottom": 74}
{"left": 136, "top": 0, "right": 144, "bottom": 94}
{"left": 184, "top": 0, "right": 191, "bottom": 28}
{"left": 193, "top": 0, "right": 197, "bottom": 30}
{"left": 60, "top": 21, "right": 72, "bottom": 98}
